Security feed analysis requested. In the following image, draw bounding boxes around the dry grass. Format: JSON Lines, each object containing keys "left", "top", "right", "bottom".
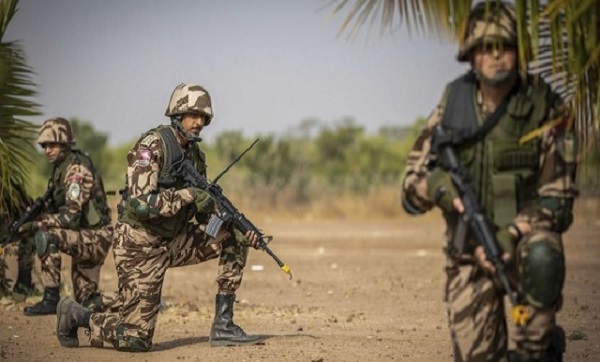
{"left": 108, "top": 187, "right": 599, "bottom": 224}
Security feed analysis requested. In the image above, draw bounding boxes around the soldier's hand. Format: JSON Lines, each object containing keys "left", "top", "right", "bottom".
{"left": 19, "top": 221, "right": 40, "bottom": 235}
{"left": 474, "top": 246, "right": 511, "bottom": 275}
{"left": 426, "top": 170, "right": 460, "bottom": 213}
{"left": 453, "top": 198, "right": 464, "bottom": 213}
{"left": 190, "top": 187, "right": 215, "bottom": 214}
{"left": 510, "top": 222, "right": 531, "bottom": 237}
{"left": 241, "top": 230, "right": 257, "bottom": 249}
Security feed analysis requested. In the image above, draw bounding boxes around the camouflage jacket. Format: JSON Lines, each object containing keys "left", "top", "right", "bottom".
{"left": 39, "top": 150, "right": 111, "bottom": 230}
{"left": 118, "top": 125, "right": 206, "bottom": 237}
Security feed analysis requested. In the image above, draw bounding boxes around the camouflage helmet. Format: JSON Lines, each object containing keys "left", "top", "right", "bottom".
{"left": 457, "top": 1, "right": 517, "bottom": 62}
{"left": 37, "top": 117, "right": 75, "bottom": 145}
{"left": 165, "top": 83, "right": 214, "bottom": 124}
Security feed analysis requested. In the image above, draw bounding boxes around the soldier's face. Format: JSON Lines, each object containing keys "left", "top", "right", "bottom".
{"left": 181, "top": 113, "right": 207, "bottom": 138}
{"left": 472, "top": 43, "right": 517, "bottom": 85}
{"left": 42, "top": 143, "right": 63, "bottom": 163}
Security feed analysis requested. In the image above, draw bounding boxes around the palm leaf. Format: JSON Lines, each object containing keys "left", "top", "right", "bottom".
{"left": 0, "top": 0, "right": 40, "bottom": 219}
{"left": 0, "top": 0, "right": 17, "bottom": 39}
{"left": 331, "top": 0, "right": 600, "bottom": 156}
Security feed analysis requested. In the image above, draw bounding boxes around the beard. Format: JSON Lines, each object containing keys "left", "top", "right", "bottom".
{"left": 182, "top": 128, "right": 202, "bottom": 141}
{"left": 475, "top": 67, "right": 518, "bottom": 86}
{"left": 172, "top": 120, "right": 203, "bottom": 143}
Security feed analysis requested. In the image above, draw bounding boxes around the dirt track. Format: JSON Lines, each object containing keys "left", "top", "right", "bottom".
{"left": 1, "top": 212, "right": 599, "bottom": 361}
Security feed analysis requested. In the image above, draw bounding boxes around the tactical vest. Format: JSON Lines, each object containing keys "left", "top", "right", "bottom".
{"left": 51, "top": 150, "right": 111, "bottom": 228}
{"left": 119, "top": 125, "right": 206, "bottom": 238}
{"left": 440, "top": 72, "right": 550, "bottom": 231}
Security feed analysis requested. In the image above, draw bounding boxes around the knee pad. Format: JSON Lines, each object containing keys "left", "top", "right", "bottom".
{"left": 35, "top": 231, "right": 59, "bottom": 258}
{"left": 520, "top": 241, "right": 565, "bottom": 308}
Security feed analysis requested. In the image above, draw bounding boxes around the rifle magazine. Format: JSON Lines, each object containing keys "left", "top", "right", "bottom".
{"left": 206, "top": 214, "right": 224, "bottom": 238}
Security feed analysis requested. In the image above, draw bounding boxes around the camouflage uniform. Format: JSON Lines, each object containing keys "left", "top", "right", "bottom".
{"left": 24, "top": 118, "right": 118, "bottom": 315}
{"left": 0, "top": 184, "right": 36, "bottom": 295}
{"left": 0, "top": 238, "right": 36, "bottom": 295}
{"left": 72, "top": 83, "right": 257, "bottom": 351}
{"left": 401, "top": 3, "right": 577, "bottom": 361}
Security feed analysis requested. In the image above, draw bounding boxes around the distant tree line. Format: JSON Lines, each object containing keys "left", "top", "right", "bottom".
{"left": 24, "top": 116, "right": 600, "bottom": 218}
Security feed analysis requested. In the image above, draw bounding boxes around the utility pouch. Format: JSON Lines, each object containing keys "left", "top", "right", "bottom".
{"left": 450, "top": 216, "right": 470, "bottom": 254}
{"left": 492, "top": 173, "right": 518, "bottom": 228}
{"left": 84, "top": 202, "right": 102, "bottom": 227}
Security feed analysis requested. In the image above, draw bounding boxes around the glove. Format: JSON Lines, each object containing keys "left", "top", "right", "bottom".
{"left": 18, "top": 222, "right": 39, "bottom": 235}
{"left": 191, "top": 188, "right": 215, "bottom": 214}
{"left": 539, "top": 197, "right": 574, "bottom": 233}
{"left": 234, "top": 229, "right": 252, "bottom": 247}
{"left": 233, "top": 228, "right": 264, "bottom": 249}
{"left": 426, "top": 169, "right": 459, "bottom": 213}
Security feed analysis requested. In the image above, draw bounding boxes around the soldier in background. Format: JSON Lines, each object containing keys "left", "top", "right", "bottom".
{"left": 401, "top": 2, "right": 577, "bottom": 361}
{"left": 56, "top": 83, "right": 265, "bottom": 351}
{"left": 0, "top": 180, "right": 38, "bottom": 298}
{"left": 22, "top": 118, "right": 118, "bottom": 315}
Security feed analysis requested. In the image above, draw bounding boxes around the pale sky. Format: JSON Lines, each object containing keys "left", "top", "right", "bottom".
{"left": 5, "top": 0, "right": 467, "bottom": 146}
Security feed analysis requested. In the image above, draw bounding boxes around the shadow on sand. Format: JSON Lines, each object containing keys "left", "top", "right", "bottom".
{"left": 151, "top": 333, "right": 318, "bottom": 352}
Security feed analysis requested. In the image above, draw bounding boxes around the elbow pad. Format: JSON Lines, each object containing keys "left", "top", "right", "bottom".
{"left": 539, "top": 197, "right": 574, "bottom": 233}
{"left": 127, "top": 198, "right": 159, "bottom": 221}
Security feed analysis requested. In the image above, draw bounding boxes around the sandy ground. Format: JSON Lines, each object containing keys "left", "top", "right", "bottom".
{"left": 1, "top": 209, "right": 599, "bottom": 361}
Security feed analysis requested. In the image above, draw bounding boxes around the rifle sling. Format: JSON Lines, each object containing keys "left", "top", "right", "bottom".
{"left": 438, "top": 74, "right": 519, "bottom": 146}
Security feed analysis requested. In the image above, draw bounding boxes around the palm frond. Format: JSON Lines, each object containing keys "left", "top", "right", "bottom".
{"left": 535, "top": 0, "right": 600, "bottom": 158}
{"left": 330, "top": 0, "right": 470, "bottom": 41}
{"left": 331, "top": 0, "right": 600, "bottom": 158}
{"left": 0, "top": 0, "right": 17, "bottom": 40}
{"left": 0, "top": 0, "right": 41, "bottom": 218}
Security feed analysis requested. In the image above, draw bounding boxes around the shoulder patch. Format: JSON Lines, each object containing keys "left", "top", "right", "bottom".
{"left": 134, "top": 149, "right": 153, "bottom": 168}
{"left": 67, "top": 182, "right": 81, "bottom": 200}
{"left": 67, "top": 175, "right": 84, "bottom": 183}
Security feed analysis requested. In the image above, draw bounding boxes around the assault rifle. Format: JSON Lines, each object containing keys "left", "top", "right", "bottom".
{"left": 433, "top": 125, "right": 527, "bottom": 325}
{"left": 1, "top": 186, "right": 55, "bottom": 249}
{"left": 175, "top": 139, "right": 292, "bottom": 279}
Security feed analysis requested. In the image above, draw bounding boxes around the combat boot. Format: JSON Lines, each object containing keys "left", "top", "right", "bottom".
{"left": 209, "top": 293, "right": 265, "bottom": 347}
{"left": 23, "top": 287, "right": 59, "bottom": 316}
{"left": 13, "top": 267, "right": 40, "bottom": 296}
{"left": 546, "top": 325, "right": 566, "bottom": 362}
{"left": 56, "top": 297, "right": 92, "bottom": 348}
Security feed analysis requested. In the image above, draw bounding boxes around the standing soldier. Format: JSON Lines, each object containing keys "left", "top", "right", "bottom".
{"left": 401, "top": 2, "right": 578, "bottom": 361}
{"left": 22, "top": 118, "right": 116, "bottom": 315}
{"left": 56, "top": 83, "right": 265, "bottom": 351}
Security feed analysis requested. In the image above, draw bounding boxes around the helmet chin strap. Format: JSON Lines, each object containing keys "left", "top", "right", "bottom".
{"left": 170, "top": 116, "right": 202, "bottom": 143}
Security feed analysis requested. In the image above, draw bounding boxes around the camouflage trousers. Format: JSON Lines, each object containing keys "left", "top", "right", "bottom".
{"left": 88, "top": 221, "right": 248, "bottom": 351}
{"left": 445, "top": 229, "right": 563, "bottom": 361}
{"left": 40, "top": 225, "right": 113, "bottom": 305}
{"left": 0, "top": 237, "right": 35, "bottom": 292}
